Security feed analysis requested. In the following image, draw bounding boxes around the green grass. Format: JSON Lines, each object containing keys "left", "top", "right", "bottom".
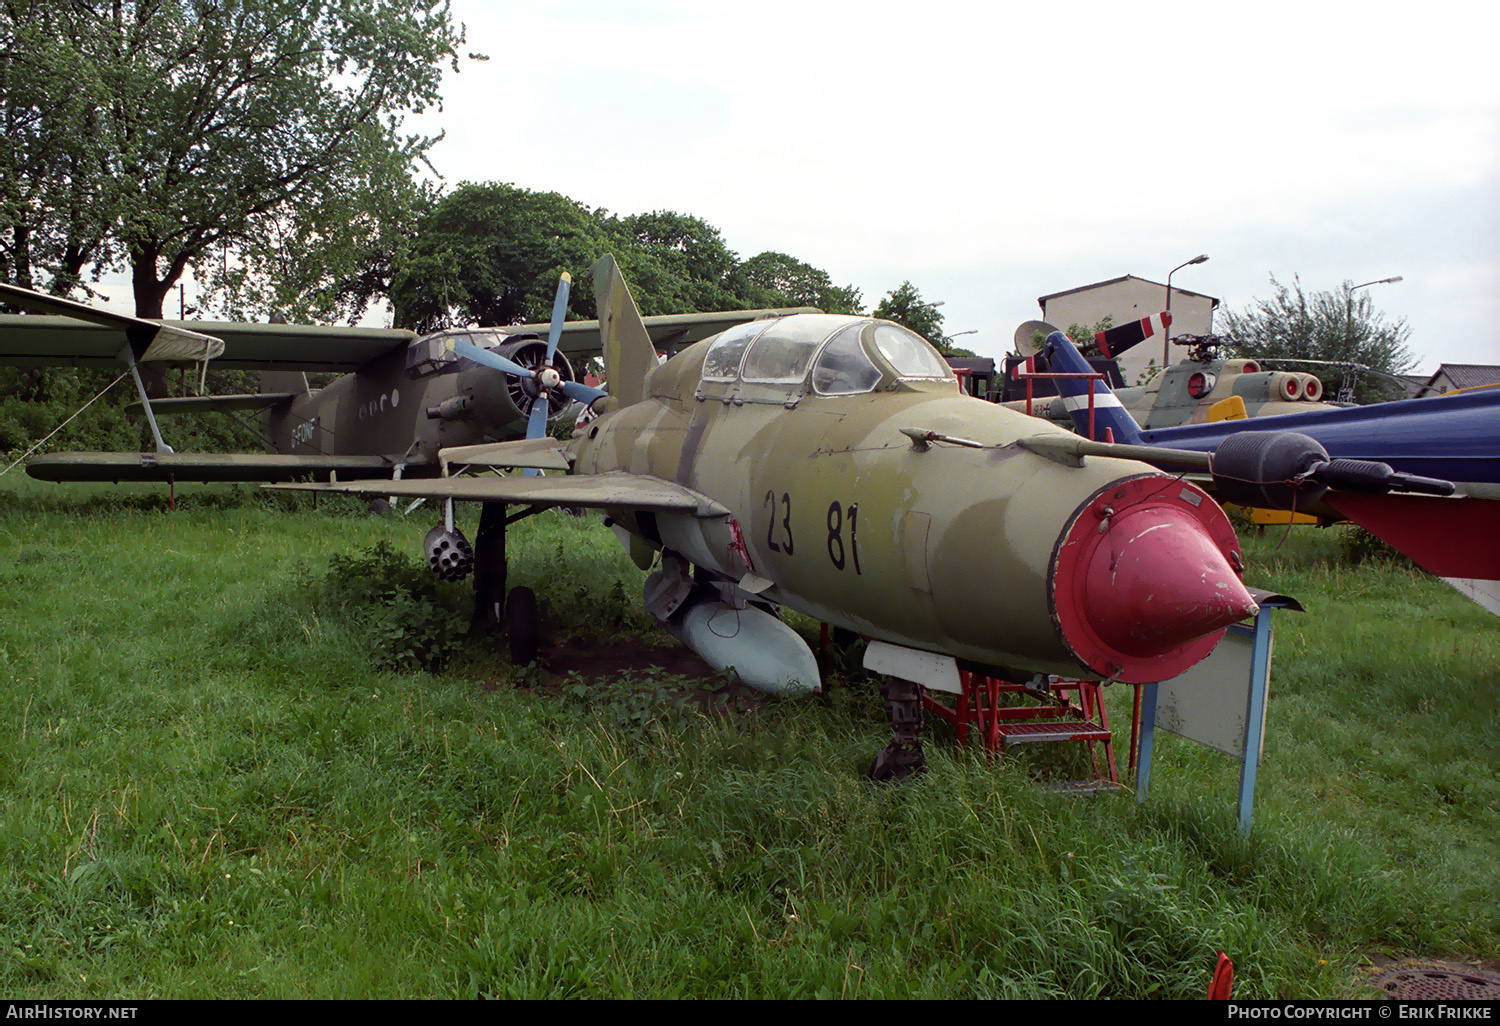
{"left": 0, "top": 478, "right": 1495, "bottom": 998}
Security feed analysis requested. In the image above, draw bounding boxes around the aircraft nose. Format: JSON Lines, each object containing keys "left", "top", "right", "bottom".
{"left": 1052, "top": 478, "right": 1257, "bottom": 683}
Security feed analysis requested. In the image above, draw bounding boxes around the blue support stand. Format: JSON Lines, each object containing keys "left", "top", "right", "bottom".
{"left": 1134, "top": 592, "right": 1301, "bottom": 835}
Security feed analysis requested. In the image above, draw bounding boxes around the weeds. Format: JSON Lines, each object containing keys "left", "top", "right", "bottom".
{"left": 316, "top": 541, "right": 472, "bottom": 672}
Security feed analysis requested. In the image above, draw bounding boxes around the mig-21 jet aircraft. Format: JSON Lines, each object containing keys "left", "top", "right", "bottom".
{"left": 272, "top": 256, "right": 1279, "bottom": 779}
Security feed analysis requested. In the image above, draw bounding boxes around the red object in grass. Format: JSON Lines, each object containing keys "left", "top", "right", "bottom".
{"left": 1208, "top": 951, "right": 1234, "bottom": 1000}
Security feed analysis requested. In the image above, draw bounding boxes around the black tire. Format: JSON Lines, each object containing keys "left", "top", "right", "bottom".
{"left": 506, "top": 586, "right": 539, "bottom": 666}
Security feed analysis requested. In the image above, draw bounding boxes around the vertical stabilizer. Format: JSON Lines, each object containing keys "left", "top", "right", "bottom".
{"left": 261, "top": 370, "right": 310, "bottom": 394}
{"left": 1040, "top": 332, "right": 1145, "bottom": 444}
{"left": 591, "top": 254, "right": 655, "bottom": 408}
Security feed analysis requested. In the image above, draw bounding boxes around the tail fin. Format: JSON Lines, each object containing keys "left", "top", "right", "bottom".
{"left": 1038, "top": 332, "right": 1146, "bottom": 444}
{"left": 591, "top": 254, "right": 655, "bottom": 409}
{"left": 1093, "top": 311, "right": 1171, "bottom": 359}
{"left": 260, "top": 370, "right": 310, "bottom": 394}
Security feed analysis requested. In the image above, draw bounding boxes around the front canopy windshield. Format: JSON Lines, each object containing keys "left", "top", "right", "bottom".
{"left": 870, "top": 323, "right": 954, "bottom": 379}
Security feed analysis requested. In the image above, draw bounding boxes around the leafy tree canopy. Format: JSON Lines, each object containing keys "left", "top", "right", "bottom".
{"left": 605, "top": 210, "right": 743, "bottom": 314}
{"left": 389, "top": 185, "right": 866, "bottom": 329}
{"left": 873, "top": 281, "right": 945, "bottom": 347}
{"left": 734, "top": 251, "right": 863, "bottom": 315}
{"left": 390, "top": 182, "right": 613, "bottom": 332}
{"left": 0, "top": 0, "right": 467, "bottom": 320}
{"left": 1221, "top": 275, "right": 1416, "bottom": 403}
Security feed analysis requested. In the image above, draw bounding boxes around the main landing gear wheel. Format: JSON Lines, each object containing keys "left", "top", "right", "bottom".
{"left": 506, "top": 586, "right": 538, "bottom": 666}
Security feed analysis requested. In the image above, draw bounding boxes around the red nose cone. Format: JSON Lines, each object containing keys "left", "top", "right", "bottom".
{"left": 1080, "top": 506, "right": 1257, "bottom": 654}
{"left": 1052, "top": 477, "right": 1257, "bottom": 683}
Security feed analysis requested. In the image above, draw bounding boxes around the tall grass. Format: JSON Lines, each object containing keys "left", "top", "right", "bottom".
{"left": 0, "top": 479, "right": 1494, "bottom": 998}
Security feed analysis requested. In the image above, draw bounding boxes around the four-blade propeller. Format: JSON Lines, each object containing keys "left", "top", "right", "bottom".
{"left": 448, "top": 272, "right": 608, "bottom": 448}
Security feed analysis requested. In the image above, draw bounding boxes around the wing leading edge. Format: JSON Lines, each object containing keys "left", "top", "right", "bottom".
{"left": 267, "top": 471, "right": 730, "bottom": 518}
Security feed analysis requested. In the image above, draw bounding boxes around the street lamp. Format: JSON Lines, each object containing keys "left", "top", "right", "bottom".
{"left": 1342, "top": 275, "right": 1402, "bottom": 401}
{"left": 1346, "top": 276, "right": 1402, "bottom": 327}
{"left": 1345, "top": 275, "right": 1403, "bottom": 346}
{"left": 1348, "top": 276, "right": 1402, "bottom": 312}
{"left": 941, "top": 328, "right": 977, "bottom": 354}
{"left": 1163, "top": 254, "right": 1209, "bottom": 367}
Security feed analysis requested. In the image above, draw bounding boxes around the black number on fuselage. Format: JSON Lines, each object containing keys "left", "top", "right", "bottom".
{"left": 764, "top": 490, "right": 794, "bottom": 555}
{"left": 826, "top": 500, "right": 862, "bottom": 574}
{"left": 848, "top": 502, "right": 862, "bottom": 574}
{"left": 827, "top": 502, "right": 845, "bottom": 570}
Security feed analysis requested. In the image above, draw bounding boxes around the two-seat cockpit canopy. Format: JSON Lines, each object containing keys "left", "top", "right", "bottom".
{"left": 693, "top": 314, "right": 955, "bottom": 405}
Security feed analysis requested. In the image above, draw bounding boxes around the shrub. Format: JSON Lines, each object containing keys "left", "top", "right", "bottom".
{"left": 319, "top": 541, "right": 471, "bottom": 672}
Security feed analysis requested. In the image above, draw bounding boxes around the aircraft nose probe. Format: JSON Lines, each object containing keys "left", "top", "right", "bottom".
{"left": 1052, "top": 477, "right": 1258, "bottom": 682}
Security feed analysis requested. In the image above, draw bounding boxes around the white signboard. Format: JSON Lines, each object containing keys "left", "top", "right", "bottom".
{"left": 1150, "top": 623, "right": 1269, "bottom": 760}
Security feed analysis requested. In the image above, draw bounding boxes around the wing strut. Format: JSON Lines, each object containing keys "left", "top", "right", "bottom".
{"left": 119, "top": 344, "right": 174, "bottom": 454}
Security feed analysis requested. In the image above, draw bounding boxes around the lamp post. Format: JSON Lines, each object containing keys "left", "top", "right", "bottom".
{"left": 1345, "top": 275, "right": 1403, "bottom": 344}
{"left": 1341, "top": 276, "right": 1402, "bottom": 402}
{"left": 1162, "top": 254, "right": 1209, "bottom": 368}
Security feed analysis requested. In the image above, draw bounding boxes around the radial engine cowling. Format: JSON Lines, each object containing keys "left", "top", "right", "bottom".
{"left": 424, "top": 525, "right": 475, "bottom": 582}
{"left": 493, "top": 337, "right": 576, "bottom": 419}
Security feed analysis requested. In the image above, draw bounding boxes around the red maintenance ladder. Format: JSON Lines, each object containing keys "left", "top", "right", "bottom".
{"left": 922, "top": 671, "right": 1120, "bottom": 788}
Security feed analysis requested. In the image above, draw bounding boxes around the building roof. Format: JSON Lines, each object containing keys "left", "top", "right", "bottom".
{"left": 1417, "top": 363, "right": 1500, "bottom": 396}
{"left": 1397, "top": 374, "right": 1428, "bottom": 398}
{"left": 1038, "top": 274, "right": 1220, "bottom": 311}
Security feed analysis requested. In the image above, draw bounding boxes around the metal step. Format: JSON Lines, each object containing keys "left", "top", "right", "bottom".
{"left": 1036, "top": 779, "right": 1125, "bottom": 796}
{"left": 993, "top": 719, "right": 1112, "bottom": 744}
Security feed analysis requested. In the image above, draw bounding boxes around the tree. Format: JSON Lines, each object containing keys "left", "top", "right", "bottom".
{"left": 873, "top": 281, "right": 945, "bottom": 346}
{"left": 1221, "top": 275, "right": 1415, "bottom": 403}
{"left": 202, "top": 152, "right": 440, "bottom": 325}
{"left": 734, "top": 251, "right": 862, "bottom": 314}
{"left": 605, "top": 210, "right": 743, "bottom": 314}
{"left": 389, "top": 182, "right": 615, "bottom": 332}
{"left": 0, "top": 3, "right": 119, "bottom": 294}
{"left": 0, "top": 0, "right": 466, "bottom": 318}
{"left": 390, "top": 187, "right": 869, "bottom": 328}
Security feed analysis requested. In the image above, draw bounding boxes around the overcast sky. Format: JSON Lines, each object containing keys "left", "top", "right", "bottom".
{"left": 389, "top": 0, "right": 1497, "bottom": 375}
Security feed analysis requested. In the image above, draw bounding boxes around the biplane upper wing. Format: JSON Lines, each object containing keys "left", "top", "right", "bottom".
{"left": 0, "top": 314, "right": 415, "bottom": 372}
{"left": 3, "top": 275, "right": 816, "bottom": 372}
{"left": 0, "top": 283, "right": 226, "bottom": 365}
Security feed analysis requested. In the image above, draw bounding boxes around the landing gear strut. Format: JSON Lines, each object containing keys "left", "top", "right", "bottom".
{"left": 505, "top": 586, "right": 539, "bottom": 666}
{"left": 469, "top": 501, "right": 508, "bottom": 635}
{"left": 466, "top": 500, "right": 543, "bottom": 666}
{"left": 867, "top": 677, "right": 927, "bottom": 782}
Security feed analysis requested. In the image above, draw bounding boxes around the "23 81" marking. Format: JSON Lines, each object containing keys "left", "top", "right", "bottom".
{"left": 762, "top": 491, "right": 861, "bottom": 574}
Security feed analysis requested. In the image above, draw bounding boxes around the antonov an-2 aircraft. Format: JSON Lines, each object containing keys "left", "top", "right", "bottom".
{"left": 0, "top": 279, "right": 811, "bottom": 489}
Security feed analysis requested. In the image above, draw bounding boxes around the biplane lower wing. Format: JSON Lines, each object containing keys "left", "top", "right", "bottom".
{"left": 26, "top": 451, "right": 430, "bottom": 483}
{"left": 125, "top": 393, "right": 300, "bottom": 415}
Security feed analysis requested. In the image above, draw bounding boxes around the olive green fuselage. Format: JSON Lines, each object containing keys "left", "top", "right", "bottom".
{"left": 263, "top": 347, "right": 540, "bottom": 468}
{"left": 571, "top": 342, "right": 1161, "bottom": 677}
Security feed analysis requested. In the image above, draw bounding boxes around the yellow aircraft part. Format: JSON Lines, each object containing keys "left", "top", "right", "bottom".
{"left": 1208, "top": 395, "right": 1249, "bottom": 422}
{"left": 1226, "top": 503, "right": 1320, "bottom": 526}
